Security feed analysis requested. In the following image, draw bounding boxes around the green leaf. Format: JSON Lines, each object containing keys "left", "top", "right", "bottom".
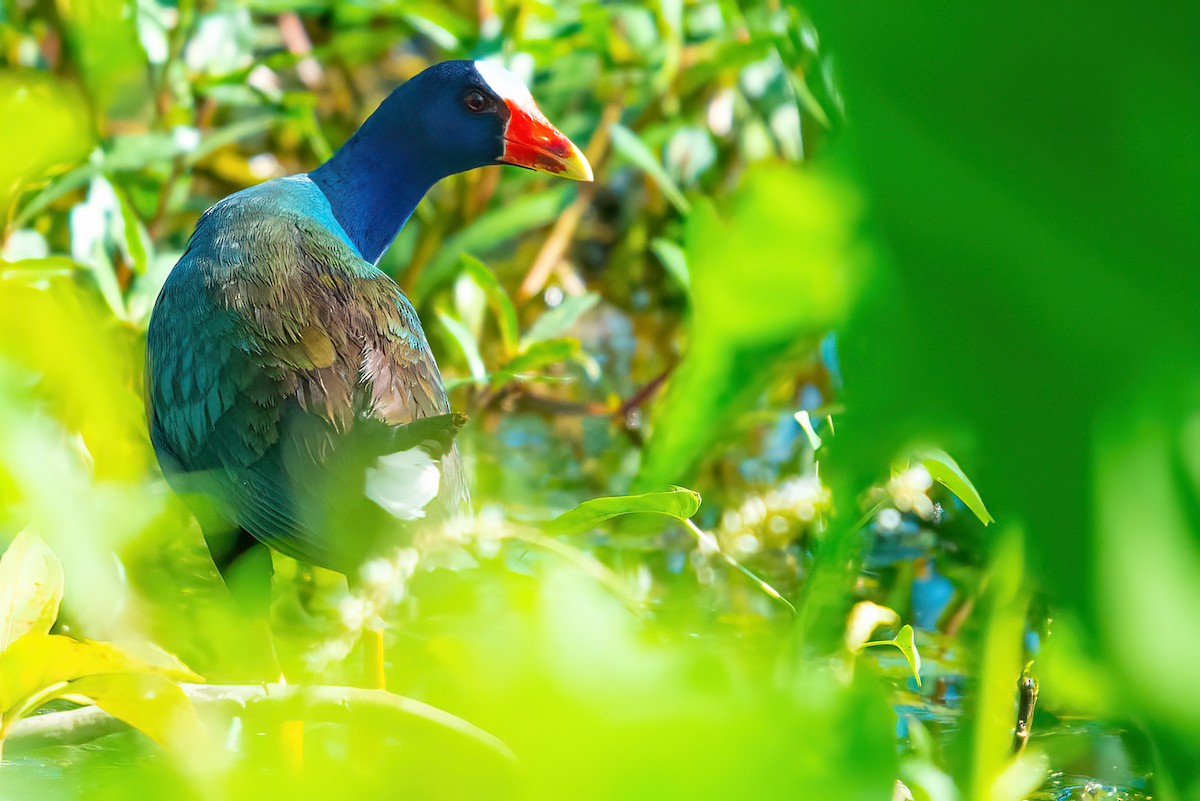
{"left": 56, "top": 0, "right": 151, "bottom": 123}
{"left": 892, "top": 625, "right": 922, "bottom": 688}
{"left": 413, "top": 187, "right": 572, "bottom": 302}
{"left": 806, "top": 2, "right": 1200, "bottom": 787}
{"left": 549, "top": 488, "right": 702, "bottom": 535}
{"left": 460, "top": 254, "right": 520, "bottom": 357}
{"left": 786, "top": 72, "right": 832, "bottom": 130}
{"left": 115, "top": 187, "right": 151, "bottom": 276}
{"left": 188, "top": 115, "right": 279, "bottom": 166}
{"left": 521, "top": 293, "right": 600, "bottom": 348}
{"left": 862, "top": 624, "right": 922, "bottom": 688}
{"left": 0, "top": 532, "right": 64, "bottom": 653}
{"left": 436, "top": 310, "right": 486, "bottom": 385}
{"left": 917, "top": 449, "right": 993, "bottom": 525}
{"left": 609, "top": 124, "right": 691, "bottom": 214}
{"left": 491, "top": 338, "right": 581, "bottom": 390}
{"left": 957, "top": 530, "right": 1028, "bottom": 798}
{"left": 650, "top": 238, "right": 689, "bottom": 290}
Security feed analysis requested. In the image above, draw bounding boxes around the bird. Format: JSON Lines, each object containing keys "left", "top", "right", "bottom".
{"left": 144, "top": 59, "right": 592, "bottom": 681}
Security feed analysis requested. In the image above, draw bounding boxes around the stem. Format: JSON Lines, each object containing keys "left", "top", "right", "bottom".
{"left": 683, "top": 519, "right": 795, "bottom": 615}
{"left": 514, "top": 530, "right": 646, "bottom": 613}
{"left": 1012, "top": 672, "right": 1038, "bottom": 755}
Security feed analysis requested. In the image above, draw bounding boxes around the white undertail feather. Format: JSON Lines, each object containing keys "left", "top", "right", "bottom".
{"left": 364, "top": 447, "right": 441, "bottom": 520}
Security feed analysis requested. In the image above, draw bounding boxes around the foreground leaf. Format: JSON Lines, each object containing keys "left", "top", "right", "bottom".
{"left": 637, "top": 167, "right": 864, "bottom": 490}
{"left": 0, "top": 72, "right": 93, "bottom": 222}
{"left": 61, "top": 673, "right": 205, "bottom": 749}
{"left": 0, "top": 633, "right": 200, "bottom": 714}
{"left": 549, "top": 488, "right": 702, "bottom": 535}
{"left": 0, "top": 532, "right": 64, "bottom": 652}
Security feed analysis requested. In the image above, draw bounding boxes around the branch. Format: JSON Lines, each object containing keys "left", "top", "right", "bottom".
{"left": 4, "top": 683, "right": 514, "bottom": 761}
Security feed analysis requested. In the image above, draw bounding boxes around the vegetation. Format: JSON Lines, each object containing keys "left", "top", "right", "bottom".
{"left": 0, "top": 1, "right": 1196, "bottom": 800}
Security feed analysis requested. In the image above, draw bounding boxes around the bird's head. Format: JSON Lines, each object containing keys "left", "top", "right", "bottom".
{"left": 391, "top": 60, "right": 592, "bottom": 182}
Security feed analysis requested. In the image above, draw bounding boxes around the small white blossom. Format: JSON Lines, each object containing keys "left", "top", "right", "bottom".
{"left": 888, "top": 465, "right": 936, "bottom": 519}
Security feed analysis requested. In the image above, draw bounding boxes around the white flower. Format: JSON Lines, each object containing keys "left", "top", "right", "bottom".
{"left": 888, "top": 465, "right": 936, "bottom": 519}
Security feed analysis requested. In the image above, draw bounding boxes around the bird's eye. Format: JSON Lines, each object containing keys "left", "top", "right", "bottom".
{"left": 464, "top": 91, "right": 488, "bottom": 113}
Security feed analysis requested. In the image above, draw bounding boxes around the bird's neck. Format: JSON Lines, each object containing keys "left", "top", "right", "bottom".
{"left": 310, "top": 119, "right": 441, "bottom": 265}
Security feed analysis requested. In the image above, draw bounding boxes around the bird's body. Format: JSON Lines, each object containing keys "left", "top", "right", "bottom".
{"left": 146, "top": 60, "right": 591, "bottom": 586}
{"left": 147, "top": 174, "right": 464, "bottom": 573}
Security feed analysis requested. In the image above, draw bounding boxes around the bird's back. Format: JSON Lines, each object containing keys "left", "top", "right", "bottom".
{"left": 146, "top": 175, "right": 467, "bottom": 573}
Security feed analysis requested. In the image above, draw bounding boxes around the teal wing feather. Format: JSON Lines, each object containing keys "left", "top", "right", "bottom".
{"left": 146, "top": 183, "right": 466, "bottom": 572}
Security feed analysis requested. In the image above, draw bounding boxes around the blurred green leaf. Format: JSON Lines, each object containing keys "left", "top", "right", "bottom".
{"left": 55, "top": 0, "right": 151, "bottom": 123}
{"left": 0, "top": 632, "right": 200, "bottom": 714}
{"left": 954, "top": 529, "right": 1029, "bottom": 800}
{"left": 650, "top": 237, "right": 689, "bottom": 290}
{"left": 521, "top": 292, "right": 599, "bottom": 348}
{"left": 1094, "top": 376, "right": 1200, "bottom": 763}
{"left": 549, "top": 488, "right": 702, "bottom": 535}
{"left": 0, "top": 532, "right": 64, "bottom": 652}
{"left": 69, "top": 176, "right": 127, "bottom": 319}
{"left": 786, "top": 72, "right": 832, "bottom": 130}
{"left": 115, "top": 187, "right": 151, "bottom": 275}
{"left": 609, "top": 123, "right": 690, "bottom": 213}
{"left": 436, "top": 310, "right": 486, "bottom": 385}
{"left": 102, "top": 132, "right": 186, "bottom": 171}
{"left": 0, "top": 72, "right": 94, "bottom": 223}
{"left": 638, "top": 165, "right": 864, "bottom": 489}
{"left": 805, "top": 0, "right": 1199, "bottom": 787}
{"left": 491, "top": 338, "right": 581, "bottom": 390}
{"left": 412, "top": 186, "right": 572, "bottom": 302}
{"left": 459, "top": 254, "right": 519, "bottom": 357}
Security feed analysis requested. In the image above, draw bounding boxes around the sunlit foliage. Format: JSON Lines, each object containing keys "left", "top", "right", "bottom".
{"left": 0, "top": 1, "right": 1195, "bottom": 800}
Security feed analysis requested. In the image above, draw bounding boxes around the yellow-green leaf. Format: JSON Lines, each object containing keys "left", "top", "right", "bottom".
{"left": 549, "top": 488, "right": 702, "bottom": 535}
{"left": 0, "top": 72, "right": 93, "bottom": 223}
{"left": 62, "top": 672, "right": 205, "bottom": 750}
{"left": 0, "top": 633, "right": 200, "bottom": 714}
{"left": 0, "top": 532, "right": 64, "bottom": 652}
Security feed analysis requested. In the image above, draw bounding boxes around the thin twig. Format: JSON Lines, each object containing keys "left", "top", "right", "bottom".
{"left": 517, "top": 103, "right": 622, "bottom": 302}
{"left": 278, "top": 12, "right": 323, "bottom": 89}
{"left": 616, "top": 366, "right": 673, "bottom": 417}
